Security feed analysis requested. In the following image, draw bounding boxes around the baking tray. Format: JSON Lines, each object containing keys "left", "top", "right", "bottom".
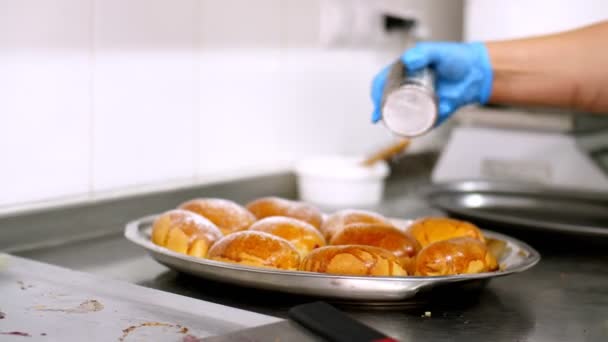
{"left": 423, "top": 180, "right": 608, "bottom": 238}
{"left": 124, "top": 215, "right": 540, "bottom": 303}
{"left": 0, "top": 254, "right": 280, "bottom": 341}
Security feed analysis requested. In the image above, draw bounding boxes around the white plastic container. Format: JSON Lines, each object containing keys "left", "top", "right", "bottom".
{"left": 294, "top": 155, "right": 390, "bottom": 207}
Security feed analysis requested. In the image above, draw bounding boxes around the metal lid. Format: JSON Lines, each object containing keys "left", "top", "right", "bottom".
{"left": 382, "top": 85, "right": 437, "bottom": 137}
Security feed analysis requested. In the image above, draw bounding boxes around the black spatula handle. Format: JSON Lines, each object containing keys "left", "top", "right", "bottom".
{"left": 288, "top": 301, "right": 399, "bottom": 342}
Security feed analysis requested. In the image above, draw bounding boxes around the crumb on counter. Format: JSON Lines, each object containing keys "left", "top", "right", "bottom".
{"left": 119, "top": 322, "right": 189, "bottom": 342}
{"left": 17, "top": 280, "right": 33, "bottom": 290}
{"left": 34, "top": 299, "right": 104, "bottom": 314}
{"left": 183, "top": 335, "right": 203, "bottom": 342}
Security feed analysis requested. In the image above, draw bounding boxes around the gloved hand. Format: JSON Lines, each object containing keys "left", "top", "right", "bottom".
{"left": 371, "top": 42, "right": 493, "bottom": 125}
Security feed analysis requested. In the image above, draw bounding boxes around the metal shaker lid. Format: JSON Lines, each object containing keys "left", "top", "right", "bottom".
{"left": 382, "top": 84, "right": 437, "bottom": 137}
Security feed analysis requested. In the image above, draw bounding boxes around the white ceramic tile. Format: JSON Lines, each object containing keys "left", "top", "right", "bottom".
{"left": 197, "top": 50, "right": 286, "bottom": 175}
{"left": 200, "top": 0, "right": 282, "bottom": 48}
{"left": 0, "top": 0, "right": 91, "bottom": 49}
{"left": 93, "top": 0, "right": 198, "bottom": 191}
{"left": 284, "top": 0, "right": 321, "bottom": 48}
{"left": 197, "top": 0, "right": 285, "bottom": 176}
{"left": 465, "top": 0, "right": 608, "bottom": 41}
{"left": 278, "top": 49, "right": 394, "bottom": 160}
{"left": 0, "top": 0, "right": 91, "bottom": 207}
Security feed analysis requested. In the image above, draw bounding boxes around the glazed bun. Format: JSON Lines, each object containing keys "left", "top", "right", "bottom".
{"left": 299, "top": 245, "right": 407, "bottom": 276}
{"left": 207, "top": 231, "right": 300, "bottom": 270}
{"left": 178, "top": 198, "right": 256, "bottom": 235}
{"left": 407, "top": 217, "right": 485, "bottom": 248}
{"left": 248, "top": 217, "right": 326, "bottom": 255}
{"left": 151, "top": 209, "right": 223, "bottom": 258}
{"left": 415, "top": 237, "right": 498, "bottom": 276}
{"left": 330, "top": 223, "right": 420, "bottom": 273}
{"left": 245, "top": 197, "right": 323, "bottom": 229}
{"left": 321, "top": 209, "right": 391, "bottom": 241}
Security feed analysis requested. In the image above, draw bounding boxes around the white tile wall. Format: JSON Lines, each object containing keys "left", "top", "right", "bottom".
{"left": 0, "top": 0, "right": 448, "bottom": 212}
{"left": 279, "top": 49, "right": 394, "bottom": 157}
{"left": 197, "top": 0, "right": 285, "bottom": 175}
{"left": 92, "top": 0, "right": 198, "bottom": 191}
{"left": 200, "top": 0, "right": 283, "bottom": 48}
{"left": 284, "top": 0, "right": 321, "bottom": 48}
{"left": 465, "top": 0, "right": 608, "bottom": 41}
{"left": 198, "top": 50, "right": 286, "bottom": 175}
{"left": 0, "top": 0, "right": 91, "bottom": 207}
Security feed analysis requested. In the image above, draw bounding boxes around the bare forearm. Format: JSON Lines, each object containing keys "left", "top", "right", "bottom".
{"left": 487, "top": 21, "right": 608, "bottom": 113}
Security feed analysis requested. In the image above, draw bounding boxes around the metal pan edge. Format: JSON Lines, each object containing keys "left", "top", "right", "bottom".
{"left": 124, "top": 214, "right": 540, "bottom": 302}
{"left": 422, "top": 180, "right": 608, "bottom": 237}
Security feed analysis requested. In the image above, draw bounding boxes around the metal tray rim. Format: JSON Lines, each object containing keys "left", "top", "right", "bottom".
{"left": 422, "top": 180, "right": 608, "bottom": 237}
{"left": 125, "top": 214, "right": 540, "bottom": 283}
{"left": 423, "top": 179, "right": 608, "bottom": 200}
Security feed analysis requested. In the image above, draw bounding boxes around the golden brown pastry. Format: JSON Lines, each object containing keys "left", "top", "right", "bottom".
{"left": 414, "top": 237, "right": 498, "bottom": 276}
{"left": 330, "top": 223, "right": 420, "bottom": 273}
{"left": 299, "top": 245, "right": 407, "bottom": 276}
{"left": 151, "top": 209, "right": 223, "bottom": 258}
{"left": 207, "top": 231, "right": 300, "bottom": 270}
{"left": 320, "top": 209, "right": 392, "bottom": 241}
{"left": 245, "top": 197, "right": 323, "bottom": 229}
{"left": 178, "top": 198, "right": 256, "bottom": 235}
{"left": 407, "top": 217, "right": 485, "bottom": 248}
{"left": 248, "top": 216, "right": 326, "bottom": 255}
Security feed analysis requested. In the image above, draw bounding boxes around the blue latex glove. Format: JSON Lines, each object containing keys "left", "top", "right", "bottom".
{"left": 371, "top": 42, "right": 493, "bottom": 125}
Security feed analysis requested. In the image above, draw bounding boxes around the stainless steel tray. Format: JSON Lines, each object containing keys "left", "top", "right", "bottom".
{"left": 125, "top": 215, "right": 540, "bottom": 303}
{"left": 423, "top": 180, "right": 608, "bottom": 237}
{"left": 0, "top": 254, "right": 280, "bottom": 341}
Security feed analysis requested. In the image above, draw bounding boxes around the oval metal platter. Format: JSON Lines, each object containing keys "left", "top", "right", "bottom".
{"left": 125, "top": 214, "right": 540, "bottom": 303}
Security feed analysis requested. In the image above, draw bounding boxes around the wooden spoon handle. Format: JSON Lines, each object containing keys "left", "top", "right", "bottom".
{"left": 361, "top": 139, "right": 411, "bottom": 167}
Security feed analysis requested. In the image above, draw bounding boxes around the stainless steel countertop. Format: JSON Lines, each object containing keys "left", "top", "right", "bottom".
{"left": 8, "top": 154, "right": 608, "bottom": 342}
{"left": 0, "top": 255, "right": 280, "bottom": 341}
